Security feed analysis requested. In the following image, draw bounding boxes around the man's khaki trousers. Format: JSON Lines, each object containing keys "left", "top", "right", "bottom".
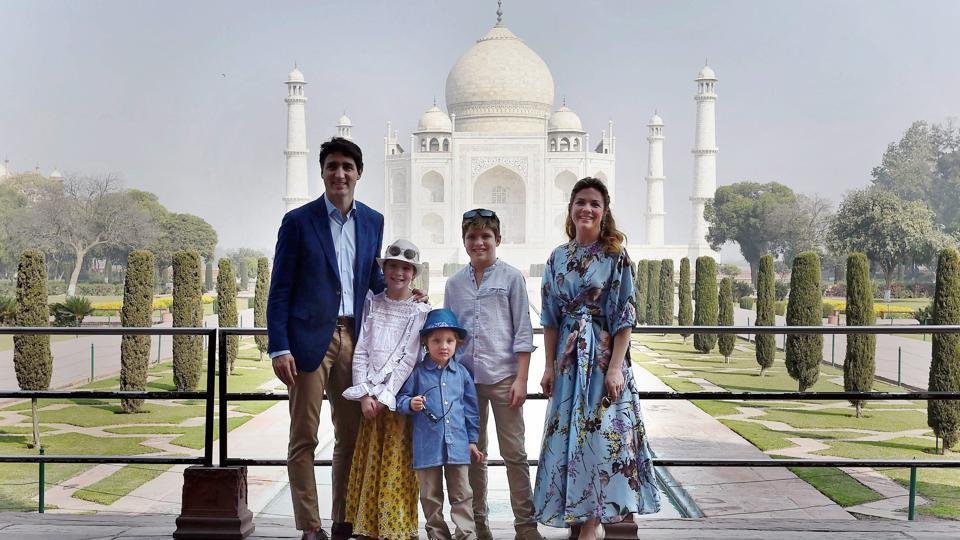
{"left": 287, "top": 325, "right": 360, "bottom": 531}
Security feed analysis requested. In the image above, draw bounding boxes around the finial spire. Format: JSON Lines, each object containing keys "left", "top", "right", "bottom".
{"left": 433, "top": 96, "right": 437, "bottom": 107}
{"left": 562, "top": 95, "right": 566, "bottom": 107}
{"left": 496, "top": 0, "right": 503, "bottom": 25}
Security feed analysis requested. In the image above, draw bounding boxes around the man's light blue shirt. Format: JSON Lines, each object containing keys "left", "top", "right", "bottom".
{"left": 397, "top": 356, "right": 480, "bottom": 469}
{"left": 324, "top": 195, "right": 357, "bottom": 317}
{"left": 269, "top": 196, "right": 356, "bottom": 360}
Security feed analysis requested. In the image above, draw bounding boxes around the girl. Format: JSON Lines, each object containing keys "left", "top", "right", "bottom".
{"left": 343, "top": 238, "right": 431, "bottom": 540}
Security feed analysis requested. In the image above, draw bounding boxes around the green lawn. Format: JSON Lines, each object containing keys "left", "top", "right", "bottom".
{"left": 787, "top": 466, "right": 886, "bottom": 507}
{"left": 0, "top": 338, "right": 278, "bottom": 510}
{"left": 633, "top": 332, "right": 957, "bottom": 519}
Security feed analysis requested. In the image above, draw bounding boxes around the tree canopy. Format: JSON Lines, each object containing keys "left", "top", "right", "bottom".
{"left": 828, "top": 187, "right": 950, "bottom": 291}
{"left": 704, "top": 181, "right": 798, "bottom": 283}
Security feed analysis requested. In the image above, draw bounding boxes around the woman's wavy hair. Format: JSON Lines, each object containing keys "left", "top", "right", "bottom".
{"left": 564, "top": 177, "right": 626, "bottom": 254}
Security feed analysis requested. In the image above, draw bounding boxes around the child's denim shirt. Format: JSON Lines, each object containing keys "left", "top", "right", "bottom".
{"left": 397, "top": 356, "right": 480, "bottom": 469}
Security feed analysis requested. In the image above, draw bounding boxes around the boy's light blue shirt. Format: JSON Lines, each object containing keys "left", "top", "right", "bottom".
{"left": 397, "top": 356, "right": 480, "bottom": 469}
{"left": 443, "top": 259, "right": 535, "bottom": 385}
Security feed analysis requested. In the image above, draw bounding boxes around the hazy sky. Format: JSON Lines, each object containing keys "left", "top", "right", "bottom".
{"left": 2, "top": 1, "right": 958, "bottom": 259}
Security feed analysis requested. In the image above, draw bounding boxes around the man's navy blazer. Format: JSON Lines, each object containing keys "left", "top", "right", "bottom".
{"left": 267, "top": 195, "right": 386, "bottom": 372}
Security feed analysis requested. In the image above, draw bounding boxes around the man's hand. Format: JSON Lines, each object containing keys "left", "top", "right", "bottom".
{"left": 508, "top": 376, "right": 527, "bottom": 409}
{"left": 411, "top": 288, "right": 430, "bottom": 304}
{"left": 360, "top": 396, "right": 382, "bottom": 419}
{"left": 469, "top": 443, "right": 485, "bottom": 463}
{"left": 410, "top": 395, "right": 426, "bottom": 411}
{"left": 272, "top": 353, "right": 298, "bottom": 387}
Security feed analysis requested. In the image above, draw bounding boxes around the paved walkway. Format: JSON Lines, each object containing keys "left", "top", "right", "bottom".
{"left": 733, "top": 307, "right": 931, "bottom": 390}
{"left": 633, "top": 344, "right": 853, "bottom": 520}
{"left": 6, "top": 513, "right": 960, "bottom": 540}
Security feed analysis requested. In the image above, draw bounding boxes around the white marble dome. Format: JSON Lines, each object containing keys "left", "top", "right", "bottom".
{"left": 697, "top": 65, "right": 716, "bottom": 80}
{"left": 445, "top": 25, "right": 555, "bottom": 133}
{"left": 337, "top": 113, "right": 352, "bottom": 126}
{"left": 416, "top": 105, "right": 452, "bottom": 132}
{"left": 548, "top": 105, "right": 583, "bottom": 132}
{"left": 287, "top": 67, "right": 305, "bottom": 83}
{"left": 648, "top": 113, "right": 664, "bottom": 126}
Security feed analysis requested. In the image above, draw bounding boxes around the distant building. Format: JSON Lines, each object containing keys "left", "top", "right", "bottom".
{"left": 282, "top": 8, "right": 720, "bottom": 270}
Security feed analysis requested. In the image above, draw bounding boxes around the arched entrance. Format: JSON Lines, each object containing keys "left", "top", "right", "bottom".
{"left": 473, "top": 165, "right": 525, "bottom": 244}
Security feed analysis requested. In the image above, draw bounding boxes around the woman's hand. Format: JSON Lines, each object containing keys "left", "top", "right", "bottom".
{"left": 540, "top": 366, "right": 555, "bottom": 398}
{"left": 360, "top": 396, "right": 381, "bottom": 419}
{"left": 604, "top": 368, "right": 625, "bottom": 403}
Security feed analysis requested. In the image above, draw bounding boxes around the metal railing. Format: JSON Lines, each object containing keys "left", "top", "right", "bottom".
{"left": 3, "top": 324, "right": 960, "bottom": 520}
{"left": 0, "top": 326, "right": 217, "bottom": 467}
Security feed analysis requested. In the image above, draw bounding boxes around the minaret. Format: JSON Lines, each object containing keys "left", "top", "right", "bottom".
{"left": 336, "top": 113, "right": 353, "bottom": 140}
{"left": 645, "top": 112, "right": 665, "bottom": 245}
{"left": 283, "top": 65, "right": 310, "bottom": 213}
{"left": 690, "top": 63, "right": 718, "bottom": 248}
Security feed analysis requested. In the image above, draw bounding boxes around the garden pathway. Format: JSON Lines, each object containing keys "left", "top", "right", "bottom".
{"left": 645, "top": 336, "right": 936, "bottom": 521}
{"left": 733, "top": 307, "right": 932, "bottom": 390}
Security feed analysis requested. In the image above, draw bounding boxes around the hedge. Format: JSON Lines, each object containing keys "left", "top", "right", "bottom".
{"left": 785, "top": 251, "right": 822, "bottom": 392}
{"left": 635, "top": 260, "right": 649, "bottom": 326}
{"left": 755, "top": 255, "right": 776, "bottom": 376}
{"left": 718, "top": 277, "right": 735, "bottom": 362}
{"left": 14, "top": 250, "right": 52, "bottom": 448}
{"left": 172, "top": 251, "right": 203, "bottom": 391}
{"left": 677, "top": 258, "right": 693, "bottom": 339}
{"left": 693, "top": 256, "right": 718, "bottom": 353}
{"left": 254, "top": 257, "right": 270, "bottom": 358}
{"left": 930, "top": 248, "right": 960, "bottom": 451}
{"left": 658, "top": 259, "right": 674, "bottom": 326}
{"left": 844, "top": 253, "right": 875, "bottom": 418}
{"left": 120, "top": 250, "right": 155, "bottom": 413}
{"left": 217, "top": 258, "right": 239, "bottom": 373}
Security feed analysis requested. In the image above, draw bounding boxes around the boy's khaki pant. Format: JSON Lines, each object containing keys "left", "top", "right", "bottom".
{"left": 469, "top": 375, "right": 538, "bottom": 535}
{"left": 417, "top": 465, "right": 476, "bottom": 540}
{"left": 287, "top": 325, "right": 361, "bottom": 531}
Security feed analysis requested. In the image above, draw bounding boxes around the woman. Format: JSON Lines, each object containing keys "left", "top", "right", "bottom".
{"left": 533, "top": 178, "right": 661, "bottom": 539}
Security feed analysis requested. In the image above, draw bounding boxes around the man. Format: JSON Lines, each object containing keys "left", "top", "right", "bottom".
{"left": 268, "top": 137, "right": 384, "bottom": 540}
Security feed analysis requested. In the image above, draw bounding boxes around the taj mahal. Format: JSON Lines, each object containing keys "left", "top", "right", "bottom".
{"left": 281, "top": 8, "right": 720, "bottom": 272}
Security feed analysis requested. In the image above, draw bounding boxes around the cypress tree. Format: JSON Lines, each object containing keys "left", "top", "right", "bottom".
{"left": 254, "top": 257, "right": 270, "bottom": 360}
{"left": 844, "top": 253, "right": 875, "bottom": 418}
{"left": 785, "top": 251, "right": 822, "bottom": 392}
{"left": 217, "top": 258, "right": 239, "bottom": 373}
{"left": 14, "top": 250, "right": 52, "bottom": 448}
{"left": 693, "top": 256, "right": 718, "bottom": 353}
{"left": 678, "top": 257, "right": 693, "bottom": 342}
{"left": 658, "top": 259, "right": 674, "bottom": 326}
{"left": 237, "top": 258, "right": 249, "bottom": 291}
{"left": 204, "top": 260, "right": 214, "bottom": 292}
{"left": 172, "top": 250, "right": 203, "bottom": 391}
{"left": 120, "top": 250, "right": 155, "bottom": 413}
{"left": 929, "top": 248, "right": 960, "bottom": 452}
{"left": 755, "top": 254, "right": 776, "bottom": 376}
{"left": 634, "top": 260, "right": 648, "bottom": 325}
{"left": 718, "top": 277, "right": 735, "bottom": 363}
{"left": 647, "top": 260, "right": 661, "bottom": 326}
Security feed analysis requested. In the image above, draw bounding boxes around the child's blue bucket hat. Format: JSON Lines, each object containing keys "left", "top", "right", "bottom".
{"left": 420, "top": 308, "right": 468, "bottom": 340}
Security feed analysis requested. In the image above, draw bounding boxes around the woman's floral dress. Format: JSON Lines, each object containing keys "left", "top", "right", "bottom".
{"left": 532, "top": 241, "right": 661, "bottom": 527}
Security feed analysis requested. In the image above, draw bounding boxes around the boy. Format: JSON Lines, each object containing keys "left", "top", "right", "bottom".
{"left": 444, "top": 209, "right": 542, "bottom": 540}
{"left": 398, "top": 308, "right": 484, "bottom": 540}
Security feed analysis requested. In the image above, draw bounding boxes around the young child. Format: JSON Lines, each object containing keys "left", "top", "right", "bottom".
{"left": 342, "top": 239, "right": 431, "bottom": 540}
{"left": 444, "top": 209, "right": 543, "bottom": 540}
{"left": 397, "top": 308, "right": 483, "bottom": 540}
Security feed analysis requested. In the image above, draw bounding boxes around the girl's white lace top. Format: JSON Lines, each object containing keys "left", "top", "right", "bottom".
{"left": 342, "top": 291, "right": 431, "bottom": 410}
